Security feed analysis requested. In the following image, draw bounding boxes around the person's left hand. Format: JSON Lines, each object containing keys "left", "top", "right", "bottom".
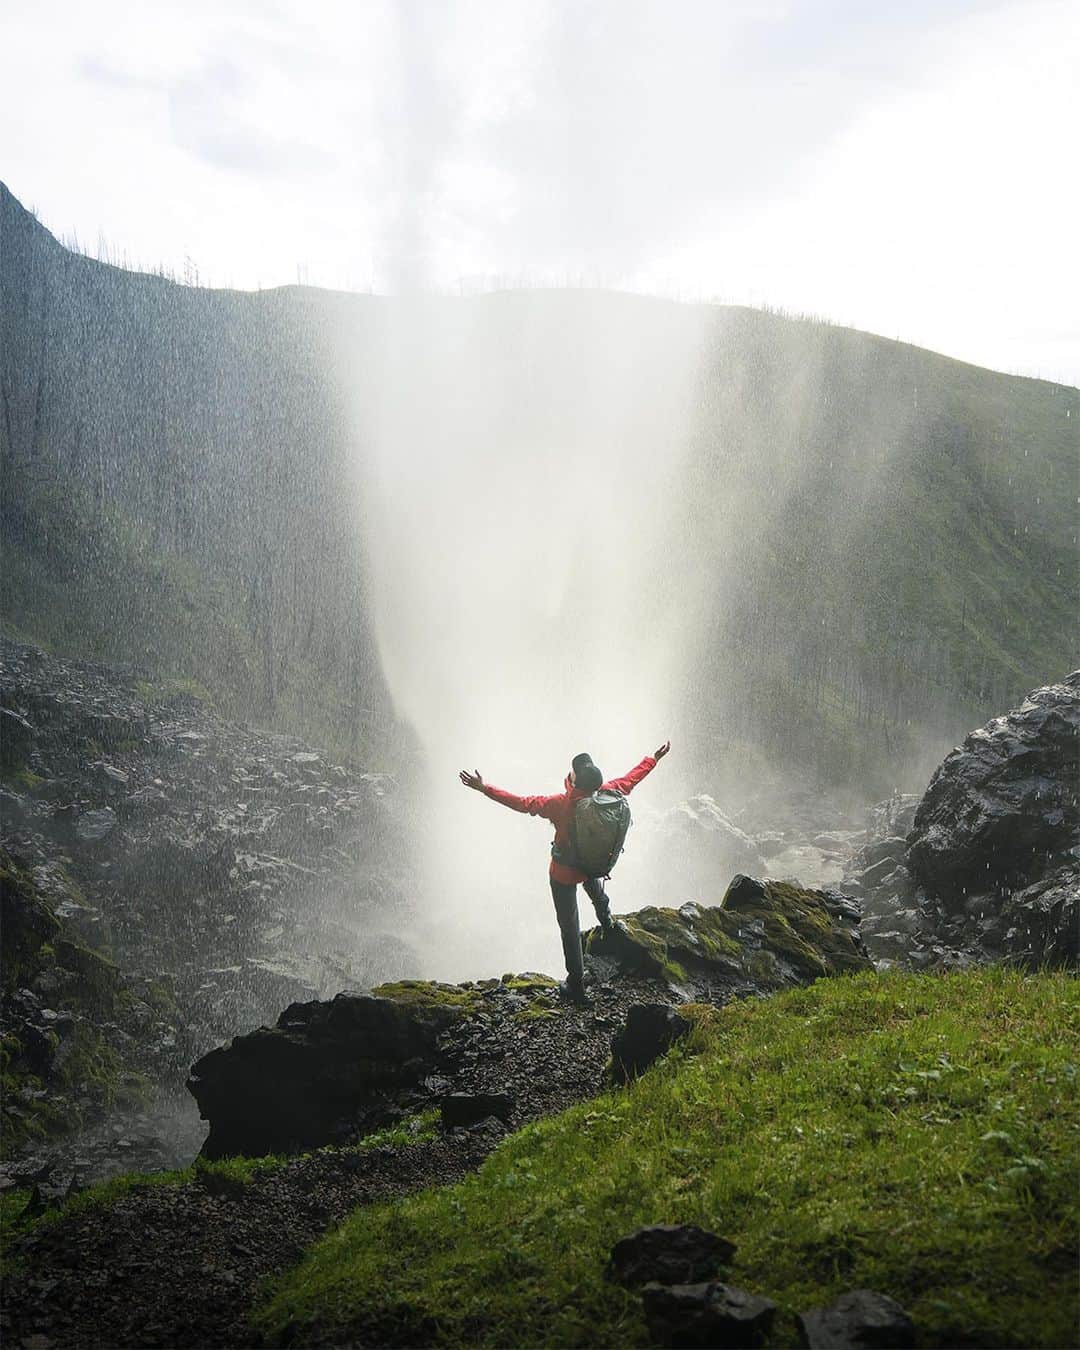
{"left": 653, "top": 740, "right": 671, "bottom": 761}
{"left": 459, "top": 768, "right": 484, "bottom": 791}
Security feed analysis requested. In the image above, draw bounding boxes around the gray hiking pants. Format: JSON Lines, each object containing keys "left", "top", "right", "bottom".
{"left": 550, "top": 876, "right": 610, "bottom": 988}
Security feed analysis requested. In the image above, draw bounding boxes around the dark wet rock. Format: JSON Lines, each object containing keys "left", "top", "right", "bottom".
{"left": 908, "top": 672, "right": 1079, "bottom": 900}
{"left": 1, "top": 635, "right": 423, "bottom": 1169}
{"left": 642, "top": 1280, "right": 776, "bottom": 1348}
{"left": 608, "top": 1224, "right": 735, "bottom": 1286}
{"left": 861, "top": 836, "right": 909, "bottom": 868}
{"left": 440, "top": 1092, "right": 514, "bottom": 1127}
{"left": 0, "top": 705, "right": 35, "bottom": 767}
{"left": 857, "top": 855, "right": 901, "bottom": 890}
{"left": 74, "top": 807, "right": 117, "bottom": 843}
{"left": 996, "top": 865, "right": 1079, "bottom": 967}
{"left": 2, "top": 850, "right": 61, "bottom": 990}
{"left": 610, "top": 1003, "right": 692, "bottom": 1085}
{"left": 866, "top": 795, "right": 919, "bottom": 841}
{"left": 797, "top": 1288, "right": 915, "bottom": 1349}
{"left": 189, "top": 988, "right": 475, "bottom": 1158}
{"left": 844, "top": 679, "right": 1080, "bottom": 972}
{"left": 817, "top": 888, "right": 862, "bottom": 925}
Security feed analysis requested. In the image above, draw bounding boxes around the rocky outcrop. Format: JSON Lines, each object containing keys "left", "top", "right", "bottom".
{"left": 188, "top": 985, "right": 475, "bottom": 1158}
{"left": 846, "top": 676, "right": 1079, "bottom": 970}
{"left": 188, "top": 885, "right": 870, "bottom": 1158}
{"left": 907, "top": 672, "right": 1079, "bottom": 898}
{"left": 642, "top": 1280, "right": 776, "bottom": 1348}
{"left": 0, "top": 637, "right": 420, "bottom": 1170}
{"left": 1, "top": 849, "right": 185, "bottom": 1154}
{"left": 587, "top": 876, "right": 869, "bottom": 996}
{"left": 0, "top": 638, "right": 419, "bottom": 1033}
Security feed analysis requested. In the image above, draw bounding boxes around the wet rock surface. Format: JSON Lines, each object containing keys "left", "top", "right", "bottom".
{"left": 585, "top": 876, "right": 869, "bottom": 1000}
{"left": 907, "top": 672, "right": 1079, "bottom": 897}
{"left": 610, "top": 1002, "right": 692, "bottom": 1084}
{"left": 190, "top": 988, "right": 472, "bottom": 1158}
{"left": 0, "top": 636, "right": 418, "bottom": 1175}
{"left": 642, "top": 1279, "right": 777, "bottom": 1348}
{"left": 846, "top": 676, "right": 1079, "bottom": 971}
{"left": 796, "top": 1288, "right": 916, "bottom": 1349}
{"left": 608, "top": 1223, "right": 736, "bottom": 1287}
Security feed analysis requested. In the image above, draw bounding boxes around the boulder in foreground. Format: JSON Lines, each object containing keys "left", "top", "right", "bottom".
{"left": 608, "top": 1224, "right": 735, "bottom": 1286}
{"left": 188, "top": 983, "right": 477, "bottom": 1158}
{"left": 796, "top": 1288, "right": 915, "bottom": 1349}
{"left": 642, "top": 1280, "right": 776, "bottom": 1348}
{"left": 907, "top": 671, "right": 1079, "bottom": 900}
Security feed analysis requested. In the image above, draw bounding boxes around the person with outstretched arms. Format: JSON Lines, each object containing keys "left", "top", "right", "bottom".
{"left": 459, "top": 742, "right": 671, "bottom": 1004}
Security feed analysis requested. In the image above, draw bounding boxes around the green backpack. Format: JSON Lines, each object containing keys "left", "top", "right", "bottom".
{"left": 570, "top": 789, "right": 632, "bottom": 878}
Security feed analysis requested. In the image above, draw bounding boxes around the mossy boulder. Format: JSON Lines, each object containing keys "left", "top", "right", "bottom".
{"left": 188, "top": 986, "right": 480, "bottom": 1159}
{"left": 586, "top": 877, "right": 868, "bottom": 994}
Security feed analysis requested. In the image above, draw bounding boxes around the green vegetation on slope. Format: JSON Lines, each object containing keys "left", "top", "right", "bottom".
{"left": 0, "top": 459, "right": 401, "bottom": 766}
{"left": 255, "top": 969, "right": 1078, "bottom": 1348}
{"left": 680, "top": 314, "right": 1079, "bottom": 792}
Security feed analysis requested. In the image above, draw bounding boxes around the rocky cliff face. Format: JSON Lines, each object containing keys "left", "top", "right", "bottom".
{"left": 0, "top": 636, "right": 419, "bottom": 1167}
{"left": 0, "top": 183, "right": 391, "bottom": 748}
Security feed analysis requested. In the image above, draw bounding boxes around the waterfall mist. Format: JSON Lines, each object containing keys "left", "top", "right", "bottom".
{"left": 347, "top": 291, "right": 712, "bottom": 979}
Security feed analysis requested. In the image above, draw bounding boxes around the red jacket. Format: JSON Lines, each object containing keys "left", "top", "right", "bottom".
{"left": 483, "top": 755, "right": 658, "bottom": 884}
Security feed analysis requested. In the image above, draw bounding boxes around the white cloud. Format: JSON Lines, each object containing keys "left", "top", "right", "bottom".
{"left": 1, "top": 0, "right": 1075, "bottom": 377}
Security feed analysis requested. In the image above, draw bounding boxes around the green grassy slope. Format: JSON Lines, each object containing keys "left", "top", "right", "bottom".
{"left": 678, "top": 312, "right": 1079, "bottom": 791}
{"left": 255, "top": 968, "right": 1078, "bottom": 1348}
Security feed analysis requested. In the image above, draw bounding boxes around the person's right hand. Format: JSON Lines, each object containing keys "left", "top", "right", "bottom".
{"left": 653, "top": 740, "right": 671, "bottom": 761}
{"left": 459, "top": 768, "right": 484, "bottom": 791}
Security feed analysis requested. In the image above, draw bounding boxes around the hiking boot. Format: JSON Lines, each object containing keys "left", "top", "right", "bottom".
{"left": 558, "top": 979, "right": 592, "bottom": 1007}
{"left": 597, "top": 908, "right": 615, "bottom": 934}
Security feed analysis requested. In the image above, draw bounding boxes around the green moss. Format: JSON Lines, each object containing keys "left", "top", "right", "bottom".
{"left": 722, "top": 879, "right": 868, "bottom": 978}
{"left": 51, "top": 1022, "right": 149, "bottom": 1113}
{"left": 372, "top": 980, "right": 483, "bottom": 1017}
{"left": 0, "top": 1069, "right": 67, "bottom": 1157}
{"left": 349, "top": 1109, "right": 440, "bottom": 1151}
{"left": 0, "top": 768, "right": 45, "bottom": 792}
{"left": 512, "top": 997, "right": 561, "bottom": 1023}
{"left": 501, "top": 974, "right": 559, "bottom": 993}
{"left": 254, "top": 969, "right": 1080, "bottom": 1349}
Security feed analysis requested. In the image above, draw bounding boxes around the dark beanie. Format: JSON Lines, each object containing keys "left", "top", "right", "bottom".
{"left": 572, "top": 752, "right": 603, "bottom": 792}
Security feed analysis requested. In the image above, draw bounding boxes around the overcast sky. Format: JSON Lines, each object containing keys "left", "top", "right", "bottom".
{"left": 3, "top": 0, "right": 1077, "bottom": 383}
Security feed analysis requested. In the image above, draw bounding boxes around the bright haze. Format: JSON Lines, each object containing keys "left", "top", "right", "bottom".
{"left": 3, "top": 0, "right": 1078, "bottom": 384}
